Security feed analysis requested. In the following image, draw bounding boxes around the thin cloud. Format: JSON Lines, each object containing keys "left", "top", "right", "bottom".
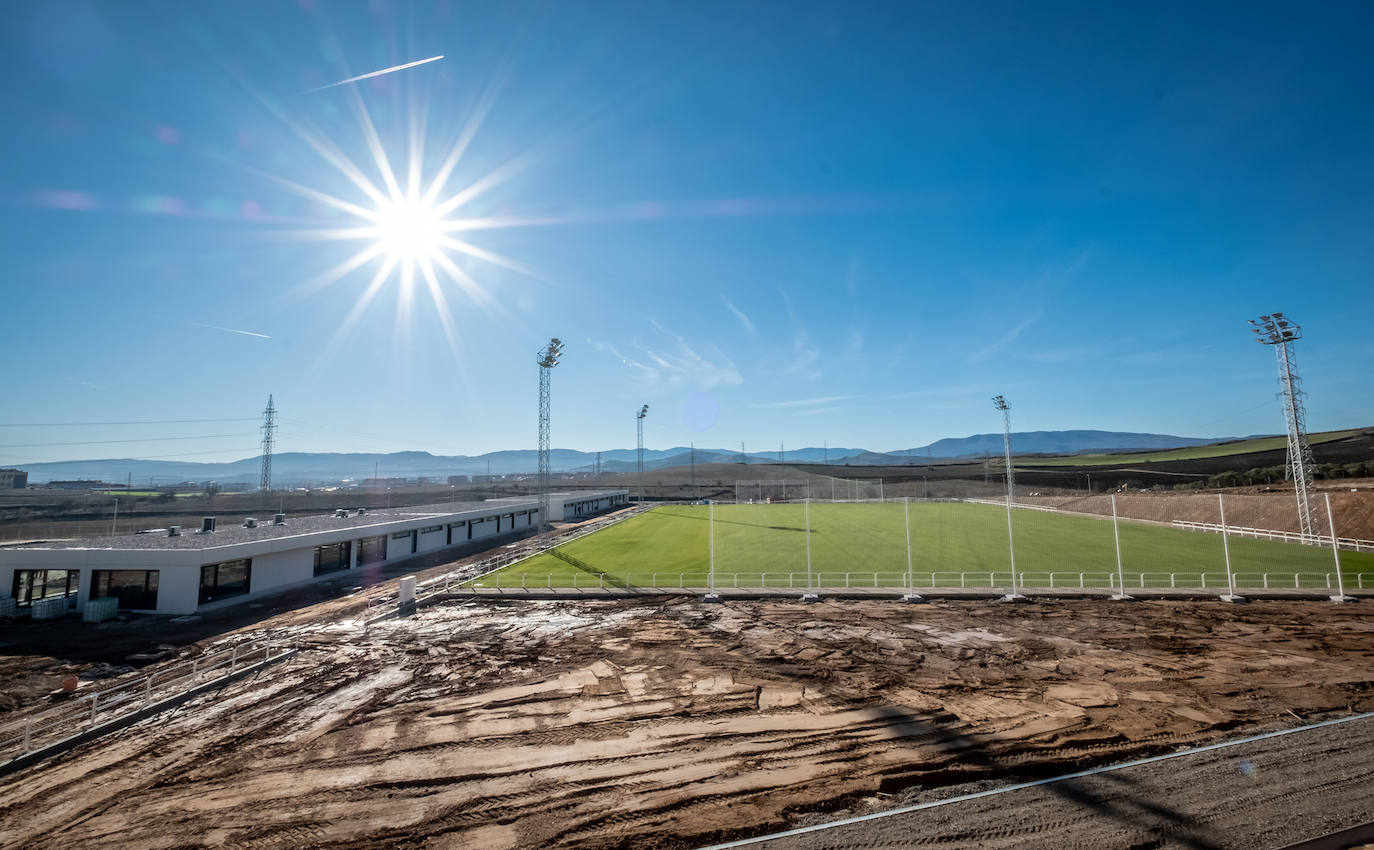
{"left": 750, "top": 394, "right": 860, "bottom": 409}
{"left": 721, "top": 296, "right": 757, "bottom": 337}
{"left": 192, "top": 322, "right": 271, "bottom": 339}
{"left": 603, "top": 323, "right": 742, "bottom": 390}
{"left": 968, "top": 309, "right": 1042, "bottom": 362}
{"left": 305, "top": 55, "right": 445, "bottom": 93}
{"left": 779, "top": 288, "right": 821, "bottom": 378}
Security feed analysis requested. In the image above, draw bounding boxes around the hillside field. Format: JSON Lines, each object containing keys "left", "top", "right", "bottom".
{"left": 477, "top": 503, "right": 1374, "bottom": 590}
{"left": 1017, "top": 428, "right": 1366, "bottom": 467}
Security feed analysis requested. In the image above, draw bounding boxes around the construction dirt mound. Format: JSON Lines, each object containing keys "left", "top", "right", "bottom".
{"left": 1, "top": 598, "right": 1371, "bottom": 849}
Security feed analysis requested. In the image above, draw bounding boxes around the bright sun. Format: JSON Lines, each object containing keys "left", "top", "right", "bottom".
{"left": 372, "top": 194, "right": 443, "bottom": 263}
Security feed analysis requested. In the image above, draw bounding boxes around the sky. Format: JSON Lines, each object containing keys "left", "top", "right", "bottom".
{"left": 2, "top": 0, "right": 1373, "bottom": 466}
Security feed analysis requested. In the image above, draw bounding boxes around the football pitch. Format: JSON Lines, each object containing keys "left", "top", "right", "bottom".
{"left": 475, "top": 503, "right": 1374, "bottom": 591}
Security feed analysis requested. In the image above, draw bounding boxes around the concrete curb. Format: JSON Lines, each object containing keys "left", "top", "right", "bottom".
{"left": 0, "top": 649, "right": 298, "bottom": 778}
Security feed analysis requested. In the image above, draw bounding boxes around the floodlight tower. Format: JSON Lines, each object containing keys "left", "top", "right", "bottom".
{"left": 636, "top": 404, "right": 649, "bottom": 503}
{"left": 1248, "top": 313, "right": 1318, "bottom": 539}
{"left": 993, "top": 395, "right": 1024, "bottom": 602}
{"left": 259, "top": 395, "right": 276, "bottom": 493}
{"left": 536, "top": 338, "right": 564, "bottom": 534}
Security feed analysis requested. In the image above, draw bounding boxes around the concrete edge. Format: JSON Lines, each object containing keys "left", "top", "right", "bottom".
{"left": 0, "top": 648, "right": 299, "bottom": 778}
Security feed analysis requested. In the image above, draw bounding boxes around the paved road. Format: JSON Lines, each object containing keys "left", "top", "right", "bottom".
{"left": 722, "top": 714, "right": 1374, "bottom": 850}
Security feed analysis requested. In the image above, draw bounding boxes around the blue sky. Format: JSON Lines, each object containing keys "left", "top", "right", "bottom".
{"left": 2, "top": 0, "right": 1372, "bottom": 465}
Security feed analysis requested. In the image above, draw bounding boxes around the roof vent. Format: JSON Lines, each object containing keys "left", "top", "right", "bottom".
{"left": 334, "top": 509, "right": 348, "bottom": 518}
{"left": 200, "top": 517, "right": 216, "bottom": 534}
{"left": 243, "top": 517, "right": 258, "bottom": 528}
{"left": 272, "top": 513, "right": 286, "bottom": 526}
{"left": 167, "top": 525, "right": 181, "bottom": 537}
{"left": 356, "top": 508, "right": 367, "bottom": 516}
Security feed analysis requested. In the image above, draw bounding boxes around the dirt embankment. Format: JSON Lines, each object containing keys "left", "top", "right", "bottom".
{"left": 1, "top": 598, "right": 1370, "bottom": 849}
{"left": 1020, "top": 488, "right": 1374, "bottom": 539}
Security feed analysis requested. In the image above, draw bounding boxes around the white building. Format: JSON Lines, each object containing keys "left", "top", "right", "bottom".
{"left": 0, "top": 491, "right": 627, "bottom": 616}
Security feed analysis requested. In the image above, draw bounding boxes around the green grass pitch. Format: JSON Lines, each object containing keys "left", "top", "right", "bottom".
{"left": 473, "top": 503, "right": 1374, "bottom": 591}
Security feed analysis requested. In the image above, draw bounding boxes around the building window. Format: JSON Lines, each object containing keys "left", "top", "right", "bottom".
{"left": 314, "top": 541, "right": 353, "bottom": 576}
{"left": 357, "top": 535, "right": 386, "bottom": 566}
{"left": 199, "top": 558, "right": 251, "bottom": 605}
{"left": 421, "top": 525, "right": 442, "bottom": 534}
{"left": 12, "top": 569, "right": 79, "bottom": 608}
{"left": 91, "top": 570, "right": 159, "bottom": 610}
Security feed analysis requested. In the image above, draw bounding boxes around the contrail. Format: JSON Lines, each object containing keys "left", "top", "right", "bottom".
{"left": 307, "top": 55, "right": 445, "bottom": 93}
{"left": 193, "top": 322, "right": 271, "bottom": 339}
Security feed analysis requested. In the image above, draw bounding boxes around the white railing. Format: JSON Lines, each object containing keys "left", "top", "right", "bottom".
{"left": 1171, "top": 520, "right": 1374, "bottom": 552}
{"left": 0, "top": 638, "right": 288, "bottom": 765}
{"left": 398, "top": 503, "right": 658, "bottom": 610}
{"left": 467, "top": 570, "right": 1366, "bottom": 593}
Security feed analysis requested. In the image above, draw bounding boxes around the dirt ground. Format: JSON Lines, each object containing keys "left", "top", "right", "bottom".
{"left": 1, "top": 597, "right": 1371, "bottom": 849}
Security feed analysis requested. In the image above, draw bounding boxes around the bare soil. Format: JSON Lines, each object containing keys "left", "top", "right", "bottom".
{"left": 1, "top": 597, "right": 1370, "bottom": 849}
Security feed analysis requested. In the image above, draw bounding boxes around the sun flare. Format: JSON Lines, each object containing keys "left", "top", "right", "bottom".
{"left": 372, "top": 193, "right": 444, "bottom": 264}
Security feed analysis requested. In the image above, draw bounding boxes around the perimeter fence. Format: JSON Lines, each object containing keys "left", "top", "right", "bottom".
{"left": 479, "top": 493, "right": 1373, "bottom": 597}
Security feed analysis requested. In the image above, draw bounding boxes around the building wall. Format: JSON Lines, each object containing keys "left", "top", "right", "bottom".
{"left": 1, "top": 491, "right": 628, "bottom": 616}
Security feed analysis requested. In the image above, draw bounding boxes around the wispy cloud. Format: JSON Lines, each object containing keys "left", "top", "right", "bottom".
{"left": 192, "top": 322, "right": 271, "bottom": 339}
{"left": 968, "top": 309, "right": 1042, "bottom": 362}
{"left": 796, "top": 406, "right": 843, "bottom": 416}
{"left": 779, "top": 289, "right": 821, "bottom": 378}
{"left": 721, "top": 295, "right": 757, "bottom": 337}
{"left": 750, "top": 394, "right": 860, "bottom": 409}
{"left": 846, "top": 258, "right": 861, "bottom": 298}
{"left": 598, "top": 322, "right": 742, "bottom": 390}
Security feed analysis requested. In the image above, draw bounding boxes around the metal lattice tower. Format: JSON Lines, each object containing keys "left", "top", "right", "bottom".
{"left": 636, "top": 404, "right": 649, "bottom": 502}
{"left": 594, "top": 451, "right": 602, "bottom": 478}
{"left": 536, "top": 338, "right": 564, "bottom": 533}
{"left": 259, "top": 395, "right": 276, "bottom": 492}
{"left": 1248, "top": 313, "right": 1318, "bottom": 538}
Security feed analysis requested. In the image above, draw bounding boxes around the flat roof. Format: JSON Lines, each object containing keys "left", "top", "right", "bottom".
{"left": 6, "top": 491, "right": 626, "bottom": 552}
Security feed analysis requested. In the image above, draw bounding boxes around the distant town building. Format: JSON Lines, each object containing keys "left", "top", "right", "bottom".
{"left": 46, "top": 480, "right": 111, "bottom": 491}
{"left": 362, "top": 477, "right": 412, "bottom": 487}
{"left": 0, "top": 469, "right": 27, "bottom": 489}
{"left": 447, "top": 475, "right": 470, "bottom": 485}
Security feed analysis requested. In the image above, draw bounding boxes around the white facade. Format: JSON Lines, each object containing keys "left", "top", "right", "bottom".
{"left": 0, "top": 491, "right": 628, "bottom": 616}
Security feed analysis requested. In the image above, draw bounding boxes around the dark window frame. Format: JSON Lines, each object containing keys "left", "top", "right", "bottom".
{"left": 199, "top": 558, "right": 252, "bottom": 605}
{"left": 11, "top": 569, "right": 80, "bottom": 608}
{"left": 314, "top": 541, "right": 353, "bottom": 576}
{"left": 90, "top": 569, "right": 160, "bottom": 610}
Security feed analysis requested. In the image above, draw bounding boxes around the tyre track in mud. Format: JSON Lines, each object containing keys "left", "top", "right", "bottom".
{"left": 0, "top": 599, "right": 1371, "bottom": 849}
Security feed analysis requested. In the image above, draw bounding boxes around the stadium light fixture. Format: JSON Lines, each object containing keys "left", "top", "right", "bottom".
{"left": 636, "top": 404, "right": 649, "bottom": 503}
{"left": 1248, "top": 313, "right": 1317, "bottom": 539}
{"left": 536, "top": 337, "right": 563, "bottom": 534}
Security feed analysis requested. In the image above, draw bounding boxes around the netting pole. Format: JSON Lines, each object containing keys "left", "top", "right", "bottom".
{"left": 1219, "top": 494, "right": 1242, "bottom": 602}
{"left": 1110, "top": 494, "right": 1131, "bottom": 601}
{"left": 1327, "top": 493, "right": 1351, "bottom": 602}
{"left": 805, "top": 498, "right": 813, "bottom": 592}
{"left": 904, "top": 496, "right": 913, "bottom": 594}
{"left": 880, "top": 479, "right": 884, "bottom": 502}
{"left": 708, "top": 500, "right": 715, "bottom": 592}
{"left": 782, "top": 481, "right": 787, "bottom": 502}
{"left": 830, "top": 479, "right": 835, "bottom": 502}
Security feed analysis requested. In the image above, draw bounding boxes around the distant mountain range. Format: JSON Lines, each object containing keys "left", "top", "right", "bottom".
{"left": 9, "top": 430, "right": 1247, "bottom": 486}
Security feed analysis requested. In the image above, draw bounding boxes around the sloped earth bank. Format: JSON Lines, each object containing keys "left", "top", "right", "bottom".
{"left": 0, "top": 599, "right": 1371, "bottom": 849}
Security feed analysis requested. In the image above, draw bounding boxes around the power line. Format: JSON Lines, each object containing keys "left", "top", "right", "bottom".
{"left": 0, "top": 433, "right": 254, "bottom": 449}
{"left": 0, "top": 418, "right": 259, "bottom": 427}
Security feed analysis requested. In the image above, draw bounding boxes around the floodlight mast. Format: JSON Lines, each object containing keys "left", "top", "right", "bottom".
{"left": 636, "top": 404, "right": 649, "bottom": 503}
{"left": 1248, "top": 314, "right": 1317, "bottom": 539}
{"left": 536, "top": 338, "right": 563, "bottom": 534}
{"left": 992, "top": 395, "right": 1021, "bottom": 600}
